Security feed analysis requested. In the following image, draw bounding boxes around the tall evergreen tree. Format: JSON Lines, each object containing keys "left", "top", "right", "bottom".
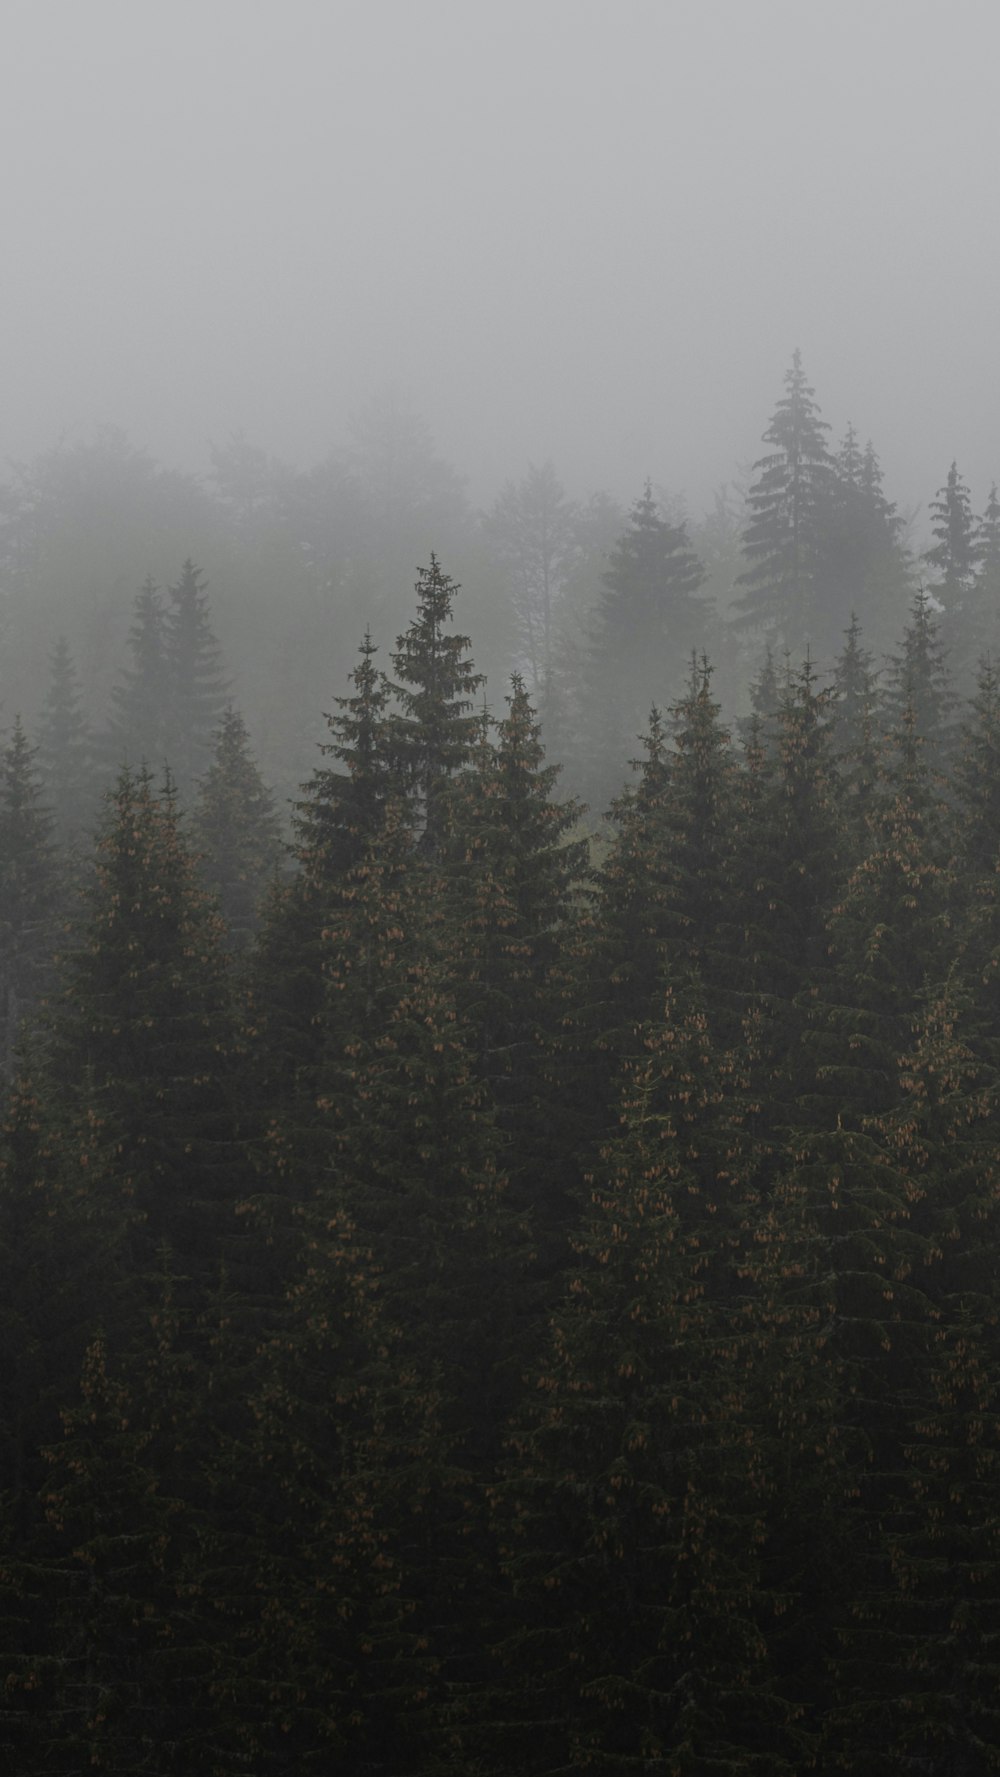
{"left": 822, "top": 430, "right": 911, "bottom": 652}
{"left": 484, "top": 461, "right": 574, "bottom": 693}
{"left": 882, "top": 587, "right": 956, "bottom": 775}
{"left": 387, "top": 554, "right": 484, "bottom": 851}
{"left": 35, "top": 636, "right": 94, "bottom": 848}
{"left": 923, "top": 459, "right": 979, "bottom": 620}
{"left": 735, "top": 350, "right": 836, "bottom": 654}
{"left": 0, "top": 719, "right": 58, "bottom": 1073}
{"left": 164, "top": 559, "right": 228, "bottom": 794}
{"left": 494, "top": 998, "right": 806, "bottom": 1775}
{"left": 190, "top": 706, "right": 282, "bottom": 949}
{"left": 246, "top": 629, "right": 397, "bottom": 1122}
{"left": 46, "top": 767, "right": 237, "bottom": 1303}
{"left": 107, "top": 576, "right": 170, "bottom": 773}
{"left": 588, "top": 483, "right": 708, "bottom": 806}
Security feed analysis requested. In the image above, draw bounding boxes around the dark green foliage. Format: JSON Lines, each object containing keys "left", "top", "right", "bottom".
{"left": 8, "top": 543, "right": 1000, "bottom": 1773}
{"left": 0, "top": 719, "right": 59, "bottom": 1073}
{"left": 924, "top": 459, "right": 980, "bottom": 618}
{"left": 107, "top": 576, "right": 170, "bottom": 773}
{"left": 484, "top": 460, "right": 574, "bottom": 693}
{"left": 106, "top": 564, "right": 228, "bottom": 797}
{"left": 190, "top": 705, "right": 282, "bottom": 948}
{"left": 388, "top": 554, "right": 484, "bottom": 850}
{"left": 735, "top": 350, "right": 836, "bottom": 652}
{"left": 35, "top": 636, "right": 95, "bottom": 848}
{"left": 164, "top": 559, "right": 229, "bottom": 794}
{"left": 444, "top": 676, "right": 586, "bottom": 1091}
{"left": 45, "top": 767, "right": 237, "bottom": 1297}
{"left": 882, "top": 587, "right": 956, "bottom": 774}
{"left": 588, "top": 483, "right": 709, "bottom": 800}
{"left": 495, "top": 1001, "right": 807, "bottom": 1774}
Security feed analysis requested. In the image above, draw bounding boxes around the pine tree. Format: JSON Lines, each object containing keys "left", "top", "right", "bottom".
{"left": 923, "top": 460, "right": 980, "bottom": 620}
{"left": 841, "top": 984, "right": 1000, "bottom": 1772}
{"left": 494, "top": 998, "right": 807, "bottom": 1775}
{"left": 822, "top": 431, "right": 911, "bottom": 653}
{"left": 164, "top": 559, "right": 228, "bottom": 794}
{"left": 314, "top": 796, "right": 524, "bottom": 1747}
{"left": 585, "top": 483, "right": 708, "bottom": 808}
{"left": 0, "top": 719, "right": 58, "bottom": 1073}
{"left": 828, "top": 614, "right": 881, "bottom": 843}
{"left": 35, "top": 636, "right": 94, "bottom": 848}
{"left": 960, "top": 479, "right": 1000, "bottom": 670}
{"left": 46, "top": 766, "right": 237, "bottom": 1304}
{"left": 246, "top": 630, "right": 397, "bottom": 1121}
{"left": 107, "top": 576, "right": 170, "bottom": 773}
{"left": 484, "top": 461, "right": 574, "bottom": 693}
{"left": 443, "top": 675, "right": 589, "bottom": 1291}
{"left": 735, "top": 350, "right": 836, "bottom": 653}
{"left": 882, "top": 587, "right": 956, "bottom": 775}
{"left": 190, "top": 706, "right": 282, "bottom": 949}
{"left": 445, "top": 676, "right": 586, "bottom": 1099}
{"left": 196, "top": 1188, "right": 434, "bottom": 1774}
{"left": 387, "top": 554, "right": 484, "bottom": 851}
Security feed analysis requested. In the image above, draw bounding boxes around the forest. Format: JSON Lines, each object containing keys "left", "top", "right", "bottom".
{"left": 2, "top": 352, "right": 1000, "bottom": 1773}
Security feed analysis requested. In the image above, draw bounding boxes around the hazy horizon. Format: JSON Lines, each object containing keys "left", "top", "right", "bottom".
{"left": 5, "top": 0, "right": 1000, "bottom": 526}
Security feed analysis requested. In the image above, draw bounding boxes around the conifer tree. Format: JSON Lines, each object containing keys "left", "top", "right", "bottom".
{"left": 196, "top": 1189, "right": 434, "bottom": 1774}
{"left": 246, "top": 629, "right": 397, "bottom": 1121}
{"left": 484, "top": 460, "right": 574, "bottom": 692}
{"left": 766, "top": 693, "right": 956, "bottom": 1756}
{"left": 735, "top": 350, "right": 836, "bottom": 653}
{"left": 387, "top": 554, "right": 484, "bottom": 851}
{"left": 107, "top": 576, "right": 170, "bottom": 773}
{"left": 960, "top": 479, "right": 1000, "bottom": 670}
{"left": 0, "top": 773, "right": 240, "bottom": 1771}
{"left": 822, "top": 432, "right": 911, "bottom": 653}
{"left": 0, "top": 719, "right": 58, "bottom": 1073}
{"left": 588, "top": 484, "right": 709, "bottom": 798}
{"left": 923, "top": 459, "right": 979, "bottom": 619}
{"left": 35, "top": 636, "right": 94, "bottom": 848}
{"left": 46, "top": 767, "right": 237, "bottom": 1304}
{"left": 837, "top": 985, "right": 1000, "bottom": 1773}
{"left": 444, "top": 676, "right": 589, "bottom": 1288}
{"left": 445, "top": 676, "right": 586, "bottom": 1098}
{"left": 190, "top": 705, "right": 282, "bottom": 949}
{"left": 314, "top": 795, "right": 524, "bottom": 1744}
{"left": 494, "top": 997, "right": 806, "bottom": 1775}
{"left": 164, "top": 558, "right": 228, "bottom": 794}
{"left": 828, "top": 614, "right": 881, "bottom": 843}
{"left": 882, "top": 587, "right": 956, "bottom": 775}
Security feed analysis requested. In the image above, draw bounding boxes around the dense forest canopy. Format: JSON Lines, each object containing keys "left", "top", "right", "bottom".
{"left": 3, "top": 358, "right": 1000, "bottom": 1772}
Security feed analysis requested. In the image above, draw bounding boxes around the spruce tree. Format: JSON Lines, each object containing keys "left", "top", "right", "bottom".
{"left": 190, "top": 705, "right": 282, "bottom": 949}
{"left": 35, "top": 636, "right": 94, "bottom": 848}
{"left": 735, "top": 350, "right": 836, "bottom": 653}
{"left": 164, "top": 559, "right": 228, "bottom": 794}
{"left": 387, "top": 554, "right": 484, "bottom": 852}
{"left": 494, "top": 997, "right": 807, "bottom": 1775}
{"left": 0, "top": 719, "right": 58, "bottom": 1073}
{"left": 923, "top": 459, "right": 979, "bottom": 620}
{"left": 46, "top": 766, "right": 237, "bottom": 1305}
{"left": 484, "top": 460, "right": 574, "bottom": 692}
{"left": 588, "top": 483, "right": 709, "bottom": 800}
{"left": 107, "top": 576, "right": 170, "bottom": 774}
{"left": 882, "top": 587, "right": 956, "bottom": 775}
{"left": 246, "top": 629, "right": 396, "bottom": 1122}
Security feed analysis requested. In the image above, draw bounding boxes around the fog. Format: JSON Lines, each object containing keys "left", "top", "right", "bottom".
{"left": 5, "top": 0, "right": 999, "bottom": 517}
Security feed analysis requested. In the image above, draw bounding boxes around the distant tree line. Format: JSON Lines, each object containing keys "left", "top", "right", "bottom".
{"left": 2, "top": 357, "right": 999, "bottom": 826}
{"left": 2, "top": 543, "right": 1000, "bottom": 1772}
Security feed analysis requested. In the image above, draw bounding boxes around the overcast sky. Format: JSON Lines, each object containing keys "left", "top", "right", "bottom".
{"left": 4, "top": 0, "right": 999, "bottom": 525}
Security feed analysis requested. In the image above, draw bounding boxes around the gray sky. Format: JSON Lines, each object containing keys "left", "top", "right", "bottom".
{"left": 4, "top": 0, "right": 999, "bottom": 523}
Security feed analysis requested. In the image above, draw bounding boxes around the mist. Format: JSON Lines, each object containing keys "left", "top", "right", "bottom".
{"left": 5, "top": 0, "right": 999, "bottom": 519}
